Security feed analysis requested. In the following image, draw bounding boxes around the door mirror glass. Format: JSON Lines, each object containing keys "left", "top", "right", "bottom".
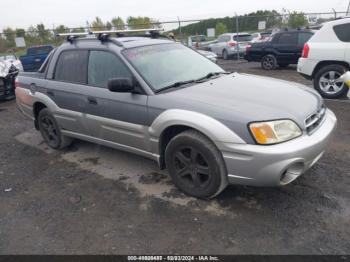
{"left": 108, "top": 77, "right": 134, "bottom": 93}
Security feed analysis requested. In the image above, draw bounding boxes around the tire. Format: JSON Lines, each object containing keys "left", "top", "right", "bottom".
{"left": 279, "top": 63, "right": 289, "bottom": 68}
{"left": 261, "top": 54, "right": 277, "bottom": 70}
{"left": 165, "top": 130, "right": 228, "bottom": 199}
{"left": 223, "top": 49, "right": 229, "bottom": 60}
{"left": 38, "top": 108, "right": 72, "bottom": 149}
{"left": 313, "top": 64, "right": 348, "bottom": 99}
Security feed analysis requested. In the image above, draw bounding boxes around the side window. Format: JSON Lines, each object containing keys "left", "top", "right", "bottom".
{"left": 298, "top": 32, "right": 313, "bottom": 45}
{"left": 278, "top": 33, "right": 297, "bottom": 44}
{"left": 88, "top": 51, "right": 132, "bottom": 88}
{"left": 333, "top": 23, "right": 350, "bottom": 42}
{"left": 54, "top": 50, "right": 88, "bottom": 84}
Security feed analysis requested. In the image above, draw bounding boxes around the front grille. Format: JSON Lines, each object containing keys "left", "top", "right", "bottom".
{"left": 305, "top": 105, "right": 326, "bottom": 134}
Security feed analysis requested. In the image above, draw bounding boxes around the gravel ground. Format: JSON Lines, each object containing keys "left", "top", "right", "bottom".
{"left": 0, "top": 62, "right": 349, "bottom": 254}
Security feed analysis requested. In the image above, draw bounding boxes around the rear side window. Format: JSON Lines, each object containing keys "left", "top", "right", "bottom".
{"left": 54, "top": 50, "right": 88, "bottom": 84}
{"left": 333, "top": 23, "right": 350, "bottom": 42}
{"left": 88, "top": 51, "right": 132, "bottom": 88}
{"left": 298, "top": 32, "right": 313, "bottom": 45}
{"left": 233, "top": 35, "right": 253, "bottom": 42}
{"left": 277, "top": 33, "right": 297, "bottom": 44}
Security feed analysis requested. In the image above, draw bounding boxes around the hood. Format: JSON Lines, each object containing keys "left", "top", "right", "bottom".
{"left": 150, "top": 73, "right": 322, "bottom": 143}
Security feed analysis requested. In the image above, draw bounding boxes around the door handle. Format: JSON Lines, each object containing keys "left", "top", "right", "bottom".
{"left": 87, "top": 97, "right": 98, "bottom": 105}
{"left": 34, "top": 58, "right": 41, "bottom": 62}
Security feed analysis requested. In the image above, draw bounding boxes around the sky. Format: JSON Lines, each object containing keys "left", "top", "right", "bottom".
{"left": 0, "top": 0, "right": 349, "bottom": 31}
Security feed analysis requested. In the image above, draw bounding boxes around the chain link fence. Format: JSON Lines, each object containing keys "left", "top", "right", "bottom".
{"left": 0, "top": 11, "right": 348, "bottom": 56}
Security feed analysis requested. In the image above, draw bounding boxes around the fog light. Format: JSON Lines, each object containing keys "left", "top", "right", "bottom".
{"left": 280, "top": 162, "right": 304, "bottom": 185}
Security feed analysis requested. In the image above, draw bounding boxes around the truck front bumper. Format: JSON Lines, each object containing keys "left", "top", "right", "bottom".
{"left": 217, "top": 109, "right": 337, "bottom": 186}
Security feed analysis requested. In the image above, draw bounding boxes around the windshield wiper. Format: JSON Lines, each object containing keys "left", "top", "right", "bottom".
{"left": 155, "top": 72, "right": 232, "bottom": 94}
{"left": 195, "top": 71, "right": 231, "bottom": 82}
{"left": 156, "top": 79, "right": 196, "bottom": 93}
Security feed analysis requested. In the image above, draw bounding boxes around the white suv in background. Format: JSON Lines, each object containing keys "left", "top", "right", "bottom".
{"left": 210, "top": 33, "right": 253, "bottom": 60}
{"left": 297, "top": 17, "right": 350, "bottom": 98}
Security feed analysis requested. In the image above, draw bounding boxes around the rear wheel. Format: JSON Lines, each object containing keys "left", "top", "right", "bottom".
{"left": 38, "top": 108, "right": 72, "bottom": 149}
{"left": 261, "top": 54, "right": 277, "bottom": 70}
{"left": 314, "top": 64, "right": 348, "bottom": 99}
{"left": 165, "top": 130, "right": 228, "bottom": 198}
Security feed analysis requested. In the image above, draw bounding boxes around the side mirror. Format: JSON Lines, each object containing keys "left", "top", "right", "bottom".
{"left": 108, "top": 77, "right": 134, "bottom": 93}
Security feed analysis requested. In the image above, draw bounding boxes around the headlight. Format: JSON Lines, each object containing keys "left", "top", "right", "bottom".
{"left": 249, "top": 120, "right": 302, "bottom": 145}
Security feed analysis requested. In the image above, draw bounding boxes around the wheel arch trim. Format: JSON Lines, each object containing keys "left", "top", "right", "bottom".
{"left": 149, "top": 109, "right": 246, "bottom": 149}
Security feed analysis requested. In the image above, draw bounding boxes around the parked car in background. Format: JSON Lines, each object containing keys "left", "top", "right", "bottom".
{"left": 196, "top": 49, "right": 218, "bottom": 63}
{"left": 188, "top": 35, "right": 207, "bottom": 48}
{"left": 0, "top": 54, "right": 23, "bottom": 72}
{"left": 19, "top": 45, "right": 54, "bottom": 72}
{"left": 16, "top": 31, "right": 336, "bottom": 198}
{"left": 210, "top": 33, "right": 253, "bottom": 60}
{"left": 298, "top": 18, "right": 350, "bottom": 98}
{"left": 245, "top": 29, "right": 314, "bottom": 70}
{"left": 251, "top": 32, "right": 271, "bottom": 43}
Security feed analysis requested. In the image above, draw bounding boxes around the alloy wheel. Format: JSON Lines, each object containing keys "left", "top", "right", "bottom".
{"left": 262, "top": 56, "right": 275, "bottom": 70}
{"left": 40, "top": 115, "right": 59, "bottom": 147}
{"left": 173, "top": 146, "right": 211, "bottom": 189}
{"left": 319, "top": 71, "right": 345, "bottom": 95}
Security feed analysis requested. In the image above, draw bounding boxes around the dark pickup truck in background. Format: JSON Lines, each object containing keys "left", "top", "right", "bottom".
{"left": 19, "top": 45, "right": 54, "bottom": 72}
{"left": 244, "top": 29, "right": 313, "bottom": 70}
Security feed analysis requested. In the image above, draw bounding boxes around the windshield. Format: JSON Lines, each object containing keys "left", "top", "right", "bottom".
{"left": 123, "top": 43, "right": 224, "bottom": 91}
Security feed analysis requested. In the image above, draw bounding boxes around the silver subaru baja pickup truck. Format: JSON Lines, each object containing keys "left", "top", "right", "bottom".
{"left": 15, "top": 30, "right": 337, "bottom": 198}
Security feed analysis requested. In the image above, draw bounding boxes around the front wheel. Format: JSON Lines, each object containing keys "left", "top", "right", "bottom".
{"left": 38, "top": 108, "right": 72, "bottom": 149}
{"left": 314, "top": 64, "right": 348, "bottom": 99}
{"left": 261, "top": 54, "right": 277, "bottom": 70}
{"left": 165, "top": 130, "right": 228, "bottom": 198}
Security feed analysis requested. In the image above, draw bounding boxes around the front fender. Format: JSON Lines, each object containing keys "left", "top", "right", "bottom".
{"left": 149, "top": 109, "right": 246, "bottom": 149}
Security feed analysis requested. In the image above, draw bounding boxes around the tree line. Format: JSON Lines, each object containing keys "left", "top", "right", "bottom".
{"left": 175, "top": 10, "right": 311, "bottom": 36}
{"left": 0, "top": 16, "right": 160, "bottom": 53}
{"left": 0, "top": 10, "right": 329, "bottom": 53}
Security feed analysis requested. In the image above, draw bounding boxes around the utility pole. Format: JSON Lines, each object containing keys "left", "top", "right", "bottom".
{"left": 347, "top": 0, "right": 350, "bottom": 16}
{"left": 177, "top": 16, "right": 182, "bottom": 43}
{"left": 235, "top": 13, "right": 239, "bottom": 60}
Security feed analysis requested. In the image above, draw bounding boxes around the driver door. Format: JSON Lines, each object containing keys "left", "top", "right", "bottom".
{"left": 83, "top": 50, "right": 149, "bottom": 151}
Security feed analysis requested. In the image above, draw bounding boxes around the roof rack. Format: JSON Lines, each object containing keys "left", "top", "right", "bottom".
{"left": 56, "top": 28, "right": 164, "bottom": 44}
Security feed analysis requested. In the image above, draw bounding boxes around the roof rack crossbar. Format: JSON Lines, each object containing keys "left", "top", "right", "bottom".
{"left": 56, "top": 28, "right": 164, "bottom": 44}
{"left": 91, "top": 28, "right": 163, "bottom": 35}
